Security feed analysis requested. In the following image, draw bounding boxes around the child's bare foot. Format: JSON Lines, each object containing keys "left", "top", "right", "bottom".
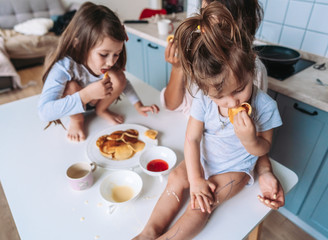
{"left": 98, "top": 109, "right": 124, "bottom": 125}
{"left": 67, "top": 116, "right": 86, "bottom": 142}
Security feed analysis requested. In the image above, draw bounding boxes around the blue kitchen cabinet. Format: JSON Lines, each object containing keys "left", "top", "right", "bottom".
{"left": 299, "top": 154, "right": 328, "bottom": 238}
{"left": 143, "top": 40, "right": 168, "bottom": 91}
{"left": 125, "top": 33, "right": 169, "bottom": 91}
{"left": 125, "top": 33, "right": 145, "bottom": 81}
{"left": 269, "top": 93, "right": 328, "bottom": 215}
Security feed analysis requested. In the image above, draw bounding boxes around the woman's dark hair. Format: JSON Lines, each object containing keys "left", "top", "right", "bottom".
{"left": 203, "top": 0, "right": 263, "bottom": 41}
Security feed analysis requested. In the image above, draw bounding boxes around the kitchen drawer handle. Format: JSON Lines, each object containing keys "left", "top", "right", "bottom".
{"left": 147, "top": 43, "right": 158, "bottom": 49}
{"left": 293, "top": 103, "right": 318, "bottom": 116}
{"left": 137, "top": 39, "right": 141, "bottom": 42}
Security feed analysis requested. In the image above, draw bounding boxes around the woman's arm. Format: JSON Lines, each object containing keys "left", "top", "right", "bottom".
{"left": 164, "top": 67, "right": 186, "bottom": 110}
{"left": 163, "top": 40, "right": 187, "bottom": 110}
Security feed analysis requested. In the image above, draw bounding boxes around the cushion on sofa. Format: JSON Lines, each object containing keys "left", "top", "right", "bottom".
{"left": 14, "top": 18, "right": 54, "bottom": 36}
{"left": 0, "top": 0, "right": 66, "bottom": 29}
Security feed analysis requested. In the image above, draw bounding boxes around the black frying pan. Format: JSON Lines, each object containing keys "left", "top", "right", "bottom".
{"left": 253, "top": 45, "right": 301, "bottom": 67}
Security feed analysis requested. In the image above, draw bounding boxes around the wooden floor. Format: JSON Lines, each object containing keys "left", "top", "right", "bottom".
{"left": 0, "top": 66, "right": 316, "bottom": 240}
{"left": 0, "top": 65, "right": 44, "bottom": 105}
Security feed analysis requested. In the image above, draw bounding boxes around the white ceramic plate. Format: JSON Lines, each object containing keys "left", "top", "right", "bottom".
{"left": 86, "top": 124, "right": 158, "bottom": 169}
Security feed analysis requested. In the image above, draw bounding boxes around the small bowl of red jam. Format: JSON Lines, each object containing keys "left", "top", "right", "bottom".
{"left": 139, "top": 146, "right": 177, "bottom": 181}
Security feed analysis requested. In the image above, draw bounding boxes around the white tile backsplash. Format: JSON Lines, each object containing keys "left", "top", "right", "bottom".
{"left": 301, "top": 31, "right": 328, "bottom": 55}
{"left": 260, "top": 21, "right": 283, "bottom": 43}
{"left": 279, "top": 26, "right": 305, "bottom": 49}
{"left": 308, "top": 4, "right": 328, "bottom": 34}
{"left": 255, "top": 22, "right": 264, "bottom": 39}
{"left": 258, "top": 0, "right": 267, "bottom": 10}
{"left": 258, "top": 0, "right": 328, "bottom": 56}
{"left": 284, "top": 1, "right": 313, "bottom": 28}
{"left": 315, "top": 0, "right": 328, "bottom": 3}
{"left": 264, "top": 0, "right": 289, "bottom": 23}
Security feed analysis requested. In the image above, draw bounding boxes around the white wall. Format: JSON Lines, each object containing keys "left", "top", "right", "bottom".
{"left": 62, "top": 0, "right": 150, "bottom": 20}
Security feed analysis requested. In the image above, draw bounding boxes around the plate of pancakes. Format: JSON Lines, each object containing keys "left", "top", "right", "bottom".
{"left": 86, "top": 124, "right": 158, "bottom": 169}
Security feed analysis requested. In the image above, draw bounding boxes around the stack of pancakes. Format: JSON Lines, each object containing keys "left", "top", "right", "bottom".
{"left": 96, "top": 129, "right": 145, "bottom": 160}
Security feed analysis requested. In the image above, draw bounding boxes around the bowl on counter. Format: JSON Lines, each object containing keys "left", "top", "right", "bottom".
{"left": 139, "top": 146, "right": 177, "bottom": 182}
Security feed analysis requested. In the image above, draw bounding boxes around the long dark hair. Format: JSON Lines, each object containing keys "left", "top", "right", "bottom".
{"left": 203, "top": 0, "right": 263, "bottom": 41}
{"left": 42, "top": 2, "right": 127, "bottom": 82}
{"left": 175, "top": 2, "right": 255, "bottom": 95}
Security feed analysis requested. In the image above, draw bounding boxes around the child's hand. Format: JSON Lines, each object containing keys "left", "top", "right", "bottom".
{"left": 233, "top": 110, "right": 256, "bottom": 143}
{"left": 165, "top": 40, "right": 180, "bottom": 68}
{"left": 190, "top": 177, "right": 216, "bottom": 213}
{"left": 258, "top": 170, "right": 285, "bottom": 210}
{"left": 134, "top": 101, "right": 160, "bottom": 116}
{"left": 85, "top": 74, "right": 113, "bottom": 100}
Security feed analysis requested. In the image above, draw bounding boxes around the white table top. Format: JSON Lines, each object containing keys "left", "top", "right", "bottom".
{"left": 0, "top": 72, "right": 298, "bottom": 240}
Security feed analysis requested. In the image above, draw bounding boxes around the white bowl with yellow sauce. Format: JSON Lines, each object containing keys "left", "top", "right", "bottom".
{"left": 100, "top": 170, "right": 143, "bottom": 213}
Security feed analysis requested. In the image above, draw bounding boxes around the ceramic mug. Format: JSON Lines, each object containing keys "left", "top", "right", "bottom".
{"left": 157, "top": 19, "right": 174, "bottom": 35}
{"left": 66, "top": 162, "right": 97, "bottom": 190}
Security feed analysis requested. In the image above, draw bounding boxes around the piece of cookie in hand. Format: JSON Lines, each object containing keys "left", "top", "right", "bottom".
{"left": 166, "top": 34, "right": 174, "bottom": 42}
{"left": 228, "top": 102, "right": 252, "bottom": 123}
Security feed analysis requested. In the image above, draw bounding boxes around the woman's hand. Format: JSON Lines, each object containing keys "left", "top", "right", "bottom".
{"left": 190, "top": 177, "right": 216, "bottom": 213}
{"left": 134, "top": 101, "right": 160, "bottom": 116}
{"left": 258, "top": 170, "right": 285, "bottom": 210}
{"left": 165, "top": 39, "right": 180, "bottom": 68}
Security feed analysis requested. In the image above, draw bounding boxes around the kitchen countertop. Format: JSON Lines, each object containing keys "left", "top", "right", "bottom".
{"left": 124, "top": 12, "right": 186, "bottom": 47}
{"left": 268, "top": 50, "right": 328, "bottom": 112}
{"left": 124, "top": 13, "right": 328, "bottom": 112}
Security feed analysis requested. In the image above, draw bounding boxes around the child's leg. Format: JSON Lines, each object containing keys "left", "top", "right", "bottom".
{"left": 133, "top": 161, "right": 190, "bottom": 240}
{"left": 62, "top": 81, "right": 86, "bottom": 142}
{"left": 95, "top": 70, "right": 126, "bottom": 125}
{"left": 156, "top": 172, "right": 249, "bottom": 240}
{"left": 209, "top": 171, "right": 250, "bottom": 205}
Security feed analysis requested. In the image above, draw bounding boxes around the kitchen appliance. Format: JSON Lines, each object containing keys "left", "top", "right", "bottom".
{"left": 253, "top": 45, "right": 301, "bottom": 67}
{"left": 263, "top": 58, "right": 315, "bottom": 81}
{"left": 253, "top": 45, "right": 315, "bottom": 80}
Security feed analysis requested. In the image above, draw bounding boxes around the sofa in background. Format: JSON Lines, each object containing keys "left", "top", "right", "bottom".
{"left": 0, "top": 0, "right": 66, "bottom": 91}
